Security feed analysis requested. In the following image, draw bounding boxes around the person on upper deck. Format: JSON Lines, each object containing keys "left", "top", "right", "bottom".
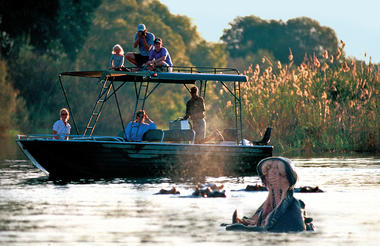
{"left": 144, "top": 37, "right": 173, "bottom": 71}
{"left": 125, "top": 110, "right": 157, "bottom": 142}
{"left": 108, "top": 44, "right": 125, "bottom": 70}
{"left": 183, "top": 86, "right": 206, "bottom": 144}
{"left": 125, "top": 24, "right": 155, "bottom": 68}
{"left": 53, "top": 108, "right": 71, "bottom": 140}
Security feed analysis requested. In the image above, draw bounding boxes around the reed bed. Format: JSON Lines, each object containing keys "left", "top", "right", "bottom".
{"left": 240, "top": 42, "right": 379, "bottom": 154}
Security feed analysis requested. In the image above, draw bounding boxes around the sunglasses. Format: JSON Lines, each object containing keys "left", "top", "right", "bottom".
{"left": 61, "top": 113, "right": 68, "bottom": 115}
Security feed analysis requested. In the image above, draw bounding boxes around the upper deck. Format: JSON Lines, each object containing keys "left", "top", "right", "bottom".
{"left": 60, "top": 67, "right": 248, "bottom": 84}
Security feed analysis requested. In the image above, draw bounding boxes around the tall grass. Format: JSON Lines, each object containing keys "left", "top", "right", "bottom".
{"left": 241, "top": 42, "right": 379, "bottom": 154}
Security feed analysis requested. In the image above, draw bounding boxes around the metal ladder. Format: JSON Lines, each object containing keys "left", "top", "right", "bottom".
{"left": 83, "top": 74, "right": 113, "bottom": 136}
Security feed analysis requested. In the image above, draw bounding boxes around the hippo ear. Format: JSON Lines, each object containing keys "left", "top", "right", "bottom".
{"left": 257, "top": 158, "right": 268, "bottom": 183}
{"left": 282, "top": 157, "right": 298, "bottom": 188}
{"left": 298, "top": 199, "right": 306, "bottom": 209}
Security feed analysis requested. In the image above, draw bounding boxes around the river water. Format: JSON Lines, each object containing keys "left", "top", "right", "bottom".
{"left": 1, "top": 138, "right": 380, "bottom": 246}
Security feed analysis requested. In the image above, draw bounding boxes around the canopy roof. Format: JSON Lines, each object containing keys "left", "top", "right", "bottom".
{"left": 60, "top": 70, "right": 248, "bottom": 84}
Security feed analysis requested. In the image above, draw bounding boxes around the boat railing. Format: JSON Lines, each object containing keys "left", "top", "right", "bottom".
{"left": 17, "top": 134, "right": 125, "bottom": 142}
{"left": 118, "top": 66, "right": 241, "bottom": 75}
{"left": 170, "top": 66, "right": 241, "bottom": 75}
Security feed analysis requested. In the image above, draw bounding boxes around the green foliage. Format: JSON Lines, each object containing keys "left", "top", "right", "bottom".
{"left": 0, "top": 0, "right": 101, "bottom": 60}
{"left": 188, "top": 41, "right": 227, "bottom": 67}
{"left": 0, "top": 56, "right": 26, "bottom": 136}
{"left": 221, "top": 15, "right": 339, "bottom": 68}
{"left": 0, "top": 0, "right": 59, "bottom": 56}
{"left": 8, "top": 44, "right": 71, "bottom": 132}
{"left": 57, "top": 0, "right": 102, "bottom": 60}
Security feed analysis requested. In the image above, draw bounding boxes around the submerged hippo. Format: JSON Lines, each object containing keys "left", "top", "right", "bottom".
{"left": 193, "top": 183, "right": 226, "bottom": 198}
{"left": 225, "top": 157, "right": 314, "bottom": 232}
{"left": 154, "top": 187, "right": 180, "bottom": 195}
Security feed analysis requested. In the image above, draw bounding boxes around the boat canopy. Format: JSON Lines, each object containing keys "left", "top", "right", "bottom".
{"left": 60, "top": 69, "right": 247, "bottom": 84}
{"left": 59, "top": 67, "right": 247, "bottom": 142}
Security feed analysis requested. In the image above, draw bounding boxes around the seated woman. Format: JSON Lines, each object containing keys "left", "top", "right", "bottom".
{"left": 144, "top": 38, "right": 173, "bottom": 71}
{"left": 125, "top": 110, "right": 156, "bottom": 142}
{"left": 225, "top": 157, "right": 314, "bottom": 232}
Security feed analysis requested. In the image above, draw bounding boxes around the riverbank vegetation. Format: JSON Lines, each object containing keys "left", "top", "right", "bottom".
{"left": 239, "top": 43, "right": 379, "bottom": 154}
{"left": 0, "top": 0, "right": 378, "bottom": 154}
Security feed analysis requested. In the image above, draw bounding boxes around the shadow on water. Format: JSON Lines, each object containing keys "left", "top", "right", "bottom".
{"left": 21, "top": 174, "right": 212, "bottom": 186}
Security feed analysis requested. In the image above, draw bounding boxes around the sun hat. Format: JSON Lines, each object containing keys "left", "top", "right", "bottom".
{"left": 154, "top": 38, "right": 162, "bottom": 43}
{"left": 137, "top": 24, "right": 146, "bottom": 32}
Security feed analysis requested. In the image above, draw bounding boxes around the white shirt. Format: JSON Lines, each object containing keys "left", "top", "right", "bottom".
{"left": 53, "top": 120, "right": 71, "bottom": 139}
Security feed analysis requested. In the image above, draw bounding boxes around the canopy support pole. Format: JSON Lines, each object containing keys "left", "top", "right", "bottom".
{"left": 112, "top": 82, "right": 125, "bottom": 132}
{"left": 58, "top": 75, "right": 79, "bottom": 135}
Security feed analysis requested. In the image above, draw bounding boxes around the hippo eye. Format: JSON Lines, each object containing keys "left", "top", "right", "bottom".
{"left": 261, "top": 162, "right": 272, "bottom": 176}
{"left": 277, "top": 162, "right": 287, "bottom": 177}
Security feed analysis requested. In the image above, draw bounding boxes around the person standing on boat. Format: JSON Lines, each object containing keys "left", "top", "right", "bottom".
{"left": 144, "top": 37, "right": 173, "bottom": 71}
{"left": 52, "top": 108, "right": 71, "bottom": 140}
{"left": 184, "top": 86, "right": 206, "bottom": 143}
{"left": 125, "top": 24, "right": 155, "bottom": 68}
{"left": 125, "top": 110, "right": 157, "bottom": 142}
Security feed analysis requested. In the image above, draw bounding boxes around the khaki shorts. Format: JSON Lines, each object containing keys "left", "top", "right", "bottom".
{"left": 192, "top": 118, "right": 206, "bottom": 141}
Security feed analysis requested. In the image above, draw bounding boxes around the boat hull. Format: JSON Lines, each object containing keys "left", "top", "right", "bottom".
{"left": 17, "top": 139, "right": 273, "bottom": 178}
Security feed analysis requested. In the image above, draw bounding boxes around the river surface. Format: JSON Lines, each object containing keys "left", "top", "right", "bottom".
{"left": 1, "top": 138, "right": 380, "bottom": 245}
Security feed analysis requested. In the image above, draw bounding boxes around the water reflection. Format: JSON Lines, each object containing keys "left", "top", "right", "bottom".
{"left": 1, "top": 155, "right": 380, "bottom": 245}
{"left": 0, "top": 136, "right": 25, "bottom": 161}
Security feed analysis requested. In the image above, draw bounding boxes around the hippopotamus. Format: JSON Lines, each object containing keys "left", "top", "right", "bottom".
{"left": 192, "top": 183, "right": 226, "bottom": 198}
{"left": 225, "top": 157, "right": 314, "bottom": 232}
{"left": 245, "top": 184, "right": 323, "bottom": 193}
{"left": 154, "top": 187, "right": 180, "bottom": 195}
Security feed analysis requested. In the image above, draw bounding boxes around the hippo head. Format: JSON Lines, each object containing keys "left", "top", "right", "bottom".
{"left": 226, "top": 157, "right": 311, "bottom": 232}
{"left": 257, "top": 157, "right": 298, "bottom": 190}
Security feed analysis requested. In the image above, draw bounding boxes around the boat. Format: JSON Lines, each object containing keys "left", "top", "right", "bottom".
{"left": 16, "top": 67, "right": 273, "bottom": 179}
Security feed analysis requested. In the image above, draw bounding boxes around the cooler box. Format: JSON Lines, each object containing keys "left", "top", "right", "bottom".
{"left": 169, "top": 119, "right": 190, "bottom": 130}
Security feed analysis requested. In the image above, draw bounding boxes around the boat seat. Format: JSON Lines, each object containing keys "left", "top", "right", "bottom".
{"left": 163, "top": 129, "right": 195, "bottom": 144}
{"left": 252, "top": 127, "right": 272, "bottom": 145}
{"left": 142, "top": 129, "right": 164, "bottom": 142}
{"left": 222, "top": 128, "right": 237, "bottom": 141}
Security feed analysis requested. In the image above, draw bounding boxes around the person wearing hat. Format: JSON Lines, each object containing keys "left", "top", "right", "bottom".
{"left": 125, "top": 24, "right": 155, "bottom": 67}
{"left": 144, "top": 37, "right": 173, "bottom": 71}
{"left": 183, "top": 86, "right": 206, "bottom": 143}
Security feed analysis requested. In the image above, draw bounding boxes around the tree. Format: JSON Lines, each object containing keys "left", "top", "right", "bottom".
{"left": 0, "top": 0, "right": 101, "bottom": 60}
{"left": 286, "top": 17, "right": 339, "bottom": 64}
{"left": 221, "top": 15, "right": 339, "bottom": 65}
{"left": 56, "top": 0, "right": 102, "bottom": 60}
{"left": 188, "top": 41, "right": 227, "bottom": 67}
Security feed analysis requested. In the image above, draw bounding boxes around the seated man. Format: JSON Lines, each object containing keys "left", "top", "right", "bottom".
{"left": 125, "top": 110, "right": 156, "bottom": 142}
{"left": 144, "top": 38, "right": 173, "bottom": 71}
{"left": 225, "top": 157, "right": 314, "bottom": 232}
